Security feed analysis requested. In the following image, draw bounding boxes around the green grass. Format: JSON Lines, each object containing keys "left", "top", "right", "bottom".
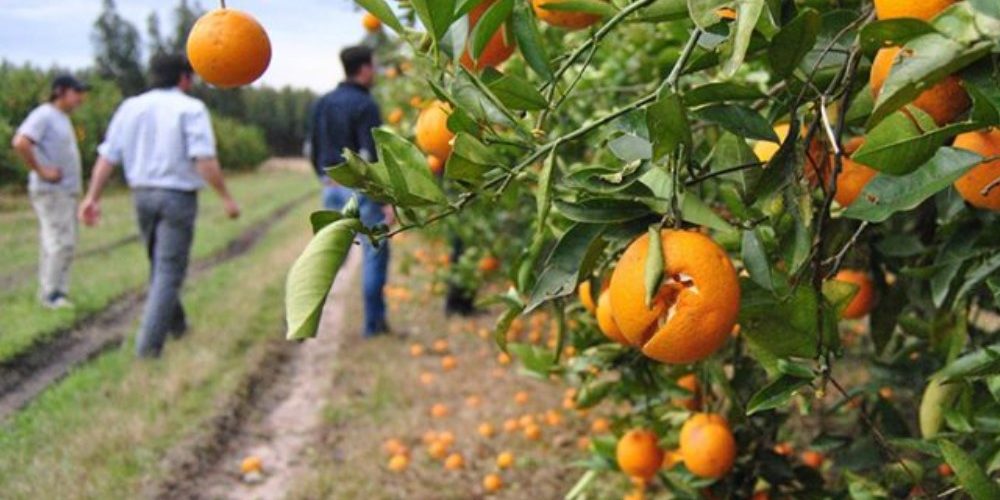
{"left": 0, "top": 198, "right": 314, "bottom": 499}
{"left": 0, "top": 170, "right": 318, "bottom": 362}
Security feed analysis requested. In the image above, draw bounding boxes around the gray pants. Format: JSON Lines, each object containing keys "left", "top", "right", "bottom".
{"left": 29, "top": 190, "right": 78, "bottom": 300}
{"left": 133, "top": 188, "right": 198, "bottom": 358}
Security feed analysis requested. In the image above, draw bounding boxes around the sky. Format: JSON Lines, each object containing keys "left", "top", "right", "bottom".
{"left": 0, "top": 0, "right": 371, "bottom": 92}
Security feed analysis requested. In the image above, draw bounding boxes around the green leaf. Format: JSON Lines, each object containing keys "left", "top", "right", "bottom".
{"left": 740, "top": 281, "right": 822, "bottom": 359}
{"left": 508, "top": 342, "right": 555, "bottom": 377}
{"left": 411, "top": 0, "right": 458, "bottom": 41}
{"left": 309, "top": 210, "right": 344, "bottom": 234}
{"left": 970, "top": 0, "right": 1000, "bottom": 19}
{"left": 954, "top": 253, "right": 1000, "bottom": 302}
{"left": 451, "top": 70, "right": 519, "bottom": 130}
{"left": 495, "top": 298, "right": 525, "bottom": 353}
{"left": 575, "top": 379, "right": 615, "bottom": 409}
{"left": 536, "top": 0, "right": 616, "bottom": 16}
{"left": 526, "top": 223, "right": 606, "bottom": 311}
{"left": 608, "top": 134, "right": 652, "bottom": 162}
{"left": 723, "top": 0, "right": 766, "bottom": 77}
{"left": 511, "top": 2, "right": 553, "bottom": 80}
{"left": 354, "top": 0, "right": 406, "bottom": 34}
{"left": 537, "top": 148, "right": 557, "bottom": 233}
{"left": 644, "top": 226, "right": 665, "bottom": 307}
{"left": 696, "top": 104, "right": 779, "bottom": 142}
{"left": 852, "top": 109, "right": 981, "bottom": 175}
{"left": 767, "top": 8, "right": 821, "bottom": 79}
{"left": 859, "top": 18, "right": 936, "bottom": 56}
{"left": 742, "top": 229, "right": 773, "bottom": 291}
{"left": 746, "top": 374, "right": 811, "bottom": 415}
{"left": 639, "top": 0, "right": 689, "bottom": 22}
{"left": 842, "top": 147, "right": 983, "bottom": 223}
{"left": 684, "top": 82, "right": 765, "bottom": 106}
{"left": 374, "top": 129, "right": 449, "bottom": 205}
{"left": 555, "top": 198, "right": 650, "bottom": 223}
{"left": 481, "top": 68, "right": 547, "bottom": 110}
{"left": 936, "top": 344, "right": 1000, "bottom": 382}
{"left": 470, "top": 0, "right": 513, "bottom": 61}
{"left": 646, "top": 91, "right": 692, "bottom": 161}
{"left": 681, "top": 194, "right": 734, "bottom": 232}
{"left": 445, "top": 133, "right": 505, "bottom": 184}
{"left": 939, "top": 440, "right": 1000, "bottom": 500}
{"left": 285, "top": 218, "right": 363, "bottom": 340}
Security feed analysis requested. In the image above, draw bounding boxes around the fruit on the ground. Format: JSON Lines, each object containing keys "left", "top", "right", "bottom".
{"left": 416, "top": 100, "right": 455, "bottom": 160}
{"left": 497, "top": 352, "right": 512, "bottom": 365}
{"left": 616, "top": 429, "right": 665, "bottom": 481}
{"left": 879, "top": 386, "right": 894, "bottom": 400}
{"left": 609, "top": 230, "right": 741, "bottom": 364}
{"left": 388, "top": 453, "right": 409, "bottom": 471}
{"left": 920, "top": 378, "right": 961, "bottom": 438}
{"left": 801, "top": 450, "right": 825, "bottom": 469}
{"left": 833, "top": 269, "right": 876, "bottom": 319}
{"left": 870, "top": 47, "right": 969, "bottom": 126}
{"left": 442, "top": 355, "right": 457, "bottom": 371}
{"left": 578, "top": 280, "right": 597, "bottom": 314}
{"left": 460, "top": 1, "right": 516, "bottom": 71}
{"left": 437, "top": 431, "right": 456, "bottom": 446}
{"left": 497, "top": 451, "right": 515, "bottom": 468}
{"left": 479, "top": 255, "right": 501, "bottom": 273}
{"left": 383, "top": 438, "right": 407, "bottom": 456}
{"left": 679, "top": 413, "right": 736, "bottom": 478}
{"left": 524, "top": 424, "right": 542, "bottom": 440}
{"left": 483, "top": 473, "right": 503, "bottom": 492}
{"left": 466, "top": 395, "right": 482, "bottom": 408}
{"left": 427, "top": 154, "right": 444, "bottom": 176}
{"left": 410, "top": 343, "right": 424, "bottom": 357}
{"left": 387, "top": 108, "right": 404, "bottom": 125}
{"left": 362, "top": 12, "right": 382, "bottom": 31}
{"left": 187, "top": 9, "right": 272, "bottom": 88}
{"left": 433, "top": 339, "right": 449, "bottom": 352}
{"left": 873, "top": 0, "right": 955, "bottom": 20}
{"left": 430, "top": 403, "right": 449, "bottom": 418}
{"left": 419, "top": 372, "right": 435, "bottom": 385}
{"left": 514, "top": 391, "right": 529, "bottom": 405}
{"left": 478, "top": 422, "right": 496, "bottom": 438}
{"left": 596, "top": 290, "right": 629, "bottom": 345}
{"left": 240, "top": 455, "right": 263, "bottom": 474}
{"left": 952, "top": 129, "right": 1000, "bottom": 211}
{"left": 532, "top": 0, "right": 602, "bottom": 30}
{"left": 503, "top": 418, "right": 518, "bottom": 432}
{"left": 428, "top": 440, "right": 448, "bottom": 459}
{"left": 444, "top": 453, "right": 465, "bottom": 470}
{"left": 674, "top": 374, "right": 701, "bottom": 411}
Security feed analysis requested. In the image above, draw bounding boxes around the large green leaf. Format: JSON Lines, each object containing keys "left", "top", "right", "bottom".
{"left": 684, "top": 81, "right": 765, "bottom": 106}
{"left": 852, "top": 109, "right": 981, "bottom": 175}
{"left": 445, "top": 133, "right": 505, "bottom": 184}
{"left": 939, "top": 440, "right": 1000, "bottom": 500}
{"left": 646, "top": 91, "right": 692, "bottom": 161}
{"left": 746, "top": 374, "right": 811, "bottom": 415}
{"left": 742, "top": 228, "right": 773, "bottom": 291}
{"left": 681, "top": 194, "right": 734, "bottom": 232}
{"left": 536, "top": 0, "right": 616, "bottom": 16}
{"left": 740, "top": 281, "right": 827, "bottom": 359}
{"left": 696, "top": 104, "right": 779, "bottom": 142}
{"left": 481, "top": 68, "right": 547, "bottom": 111}
{"left": 859, "top": 18, "right": 935, "bottom": 56}
{"left": 374, "top": 128, "right": 449, "bottom": 205}
{"left": 511, "top": 2, "right": 553, "bottom": 80}
{"left": 527, "top": 223, "right": 606, "bottom": 311}
{"left": 285, "top": 218, "right": 363, "bottom": 340}
{"left": 469, "top": 0, "right": 513, "bottom": 61}
{"left": 411, "top": 0, "right": 458, "bottom": 41}
{"left": 555, "top": 198, "right": 651, "bottom": 223}
{"left": 767, "top": 7, "right": 821, "bottom": 79}
{"left": 936, "top": 344, "right": 1000, "bottom": 382}
{"left": 842, "top": 147, "right": 983, "bottom": 222}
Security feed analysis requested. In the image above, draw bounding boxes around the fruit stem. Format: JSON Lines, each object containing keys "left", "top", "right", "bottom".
{"left": 220, "top": 0, "right": 226, "bottom": 8}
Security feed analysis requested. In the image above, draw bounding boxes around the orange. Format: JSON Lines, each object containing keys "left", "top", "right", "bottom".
{"left": 409, "top": 343, "right": 425, "bottom": 357}
{"left": 240, "top": 455, "right": 263, "bottom": 474}
{"left": 497, "top": 352, "right": 512, "bottom": 365}
{"left": 938, "top": 463, "right": 953, "bottom": 476}
{"left": 419, "top": 372, "right": 435, "bottom": 385}
{"left": 387, "top": 453, "right": 409, "bottom": 471}
{"left": 679, "top": 413, "right": 736, "bottom": 478}
{"left": 444, "top": 453, "right": 465, "bottom": 470}
{"left": 497, "top": 451, "right": 515, "bottom": 468}
{"left": 755, "top": 123, "right": 830, "bottom": 183}
{"left": 773, "top": 442, "right": 793, "bottom": 456}
{"left": 833, "top": 269, "right": 876, "bottom": 319}
{"left": 460, "top": 1, "right": 516, "bottom": 71}
{"left": 383, "top": 438, "right": 407, "bottom": 456}
{"left": 362, "top": 12, "right": 382, "bottom": 32}
{"left": 952, "top": 129, "right": 1000, "bottom": 211}
{"left": 466, "top": 395, "right": 482, "bottom": 408}
{"left": 591, "top": 417, "right": 610, "bottom": 433}
{"left": 503, "top": 418, "right": 519, "bottom": 433}
{"left": 187, "top": 9, "right": 271, "bottom": 88}
{"left": 870, "top": 47, "right": 969, "bottom": 126}
{"left": 523, "top": 424, "right": 542, "bottom": 440}
{"left": 479, "top": 255, "right": 501, "bottom": 273}
{"left": 441, "top": 356, "right": 458, "bottom": 371}
{"left": 427, "top": 154, "right": 444, "bottom": 176}
{"left": 752, "top": 491, "right": 771, "bottom": 500}
{"left": 384, "top": 66, "right": 398, "bottom": 79}
{"left": 430, "top": 403, "right": 450, "bottom": 418}
{"left": 478, "top": 422, "right": 496, "bottom": 438}
{"left": 873, "top": 0, "right": 955, "bottom": 20}
{"left": 675, "top": 374, "right": 701, "bottom": 411}
{"left": 801, "top": 450, "right": 825, "bottom": 469}
{"left": 608, "top": 230, "right": 740, "bottom": 364}
{"left": 437, "top": 431, "right": 456, "bottom": 446}
{"left": 387, "top": 108, "right": 404, "bottom": 125}
{"left": 514, "top": 391, "right": 529, "bottom": 405}
{"left": 483, "top": 473, "right": 503, "bottom": 492}
{"left": 578, "top": 281, "right": 597, "bottom": 314}
{"left": 409, "top": 95, "right": 424, "bottom": 108}
{"left": 879, "top": 386, "right": 895, "bottom": 400}
{"left": 596, "top": 290, "right": 629, "bottom": 345}
{"left": 416, "top": 100, "right": 455, "bottom": 160}
{"left": 433, "top": 339, "right": 450, "bottom": 353}
{"left": 616, "top": 429, "right": 665, "bottom": 481}
{"left": 428, "top": 441, "right": 448, "bottom": 459}
{"left": 830, "top": 138, "right": 878, "bottom": 207}
{"left": 532, "top": 0, "right": 602, "bottom": 30}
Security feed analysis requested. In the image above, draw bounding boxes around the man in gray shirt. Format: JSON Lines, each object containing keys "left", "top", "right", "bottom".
{"left": 79, "top": 55, "right": 241, "bottom": 358}
{"left": 12, "top": 75, "right": 89, "bottom": 309}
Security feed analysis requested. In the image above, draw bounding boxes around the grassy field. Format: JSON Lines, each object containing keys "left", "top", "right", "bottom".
{"left": 0, "top": 196, "right": 314, "bottom": 499}
{"left": 0, "top": 169, "right": 317, "bottom": 363}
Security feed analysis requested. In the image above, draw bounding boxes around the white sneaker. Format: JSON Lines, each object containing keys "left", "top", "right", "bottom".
{"left": 42, "top": 294, "right": 75, "bottom": 310}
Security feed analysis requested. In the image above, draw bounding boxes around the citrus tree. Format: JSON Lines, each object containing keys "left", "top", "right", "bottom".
{"left": 284, "top": 0, "right": 1000, "bottom": 497}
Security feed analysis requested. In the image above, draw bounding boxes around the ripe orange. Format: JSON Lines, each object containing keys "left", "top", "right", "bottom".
{"left": 873, "top": 0, "right": 955, "bottom": 20}
{"left": 773, "top": 442, "right": 794, "bottom": 456}
{"left": 503, "top": 418, "right": 519, "bottom": 433}
{"left": 608, "top": 230, "right": 740, "bottom": 364}
{"left": 578, "top": 281, "right": 597, "bottom": 314}
{"left": 460, "top": 1, "right": 516, "bottom": 71}
{"left": 755, "top": 123, "right": 831, "bottom": 182}
{"left": 444, "top": 453, "right": 465, "bottom": 470}
{"left": 383, "top": 438, "right": 408, "bottom": 456}
{"left": 240, "top": 455, "right": 263, "bottom": 474}
{"left": 478, "top": 422, "right": 496, "bottom": 438}
{"left": 442, "top": 355, "right": 458, "bottom": 371}
{"left": 362, "top": 12, "right": 382, "bottom": 32}
{"left": 833, "top": 269, "right": 876, "bottom": 319}
{"left": 830, "top": 138, "right": 878, "bottom": 207}
{"left": 497, "top": 352, "right": 512, "bottom": 365}
{"left": 675, "top": 374, "right": 701, "bottom": 411}
{"left": 387, "top": 453, "right": 409, "bottom": 471}
{"left": 616, "top": 429, "right": 665, "bottom": 481}
{"left": 416, "top": 100, "right": 455, "bottom": 160}
{"left": 427, "top": 154, "right": 444, "bottom": 176}
{"left": 514, "top": 391, "right": 530, "bottom": 405}
{"left": 870, "top": 47, "right": 969, "bottom": 126}
{"left": 387, "top": 108, "right": 404, "bottom": 125}
{"left": 801, "top": 450, "right": 825, "bottom": 469}
{"left": 497, "top": 451, "right": 515, "bottom": 468}
{"left": 679, "top": 413, "right": 736, "bottom": 478}
{"left": 433, "top": 339, "right": 450, "bottom": 353}
{"left": 952, "top": 129, "right": 1000, "bottom": 211}
{"left": 532, "top": 0, "right": 602, "bottom": 30}
{"left": 410, "top": 343, "right": 425, "bottom": 357}
{"left": 479, "top": 255, "right": 501, "bottom": 273}
{"left": 437, "top": 431, "right": 456, "bottom": 446}
{"left": 384, "top": 66, "right": 398, "bottom": 79}
{"left": 430, "top": 403, "right": 450, "bottom": 418}
{"left": 483, "top": 473, "right": 503, "bottom": 492}
{"left": 419, "top": 372, "right": 435, "bottom": 385}
{"left": 428, "top": 440, "right": 449, "bottom": 459}
{"left": 187, "top": 9, "right": 272, "bottom": 88}
{"left": 938, "top": 463, "right": 953, "bottom": 476}
{"left": 523, "top": 424, "right": 542, "bottom": 440}
{"left": 596, "top": 290, "right": 629, "bottom": 345}
{"left": 591, "top": 417, "right": 610, "bottom": 433}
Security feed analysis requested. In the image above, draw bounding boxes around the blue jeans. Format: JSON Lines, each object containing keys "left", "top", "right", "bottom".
{"left": 323, "top": 185, "right": 390, "bottom": 336}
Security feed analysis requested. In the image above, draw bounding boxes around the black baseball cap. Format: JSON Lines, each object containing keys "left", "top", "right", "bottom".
{"left": 52, "top": 75, "right": 90, "bottom": 92}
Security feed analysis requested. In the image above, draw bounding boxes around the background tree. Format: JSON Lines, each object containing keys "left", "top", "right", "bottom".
{"left": 91, "top": 0, "right": 145, "bottom": 96}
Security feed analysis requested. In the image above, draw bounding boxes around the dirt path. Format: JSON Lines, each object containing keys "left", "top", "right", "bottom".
{"left": 159, "top": 249, "right": 362, "bottom": 500}
{"left": 0, "top": 194, "right": 311, "bottom": 421}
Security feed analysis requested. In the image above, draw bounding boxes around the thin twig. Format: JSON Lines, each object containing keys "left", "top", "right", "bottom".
{"left": 822, "top": 222, "right": 870, "bottom": 278}
{"left": 685, "top": 161, "right": 763, "bottom": 186}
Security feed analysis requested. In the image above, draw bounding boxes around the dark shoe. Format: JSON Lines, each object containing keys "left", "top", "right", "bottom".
{"left": 41, "top": 292, "right": 75, "bottom": 310}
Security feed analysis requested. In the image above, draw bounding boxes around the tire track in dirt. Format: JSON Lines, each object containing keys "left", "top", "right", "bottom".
{"left": 148, "top": 249, "right": 362, "bottom": 500}
{"left": 0, "top": 193, "right": 313, "bottom": 421}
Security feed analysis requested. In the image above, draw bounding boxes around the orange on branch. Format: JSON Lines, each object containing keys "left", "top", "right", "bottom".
{"left": 427, "top": 154, "right": 444, "bottom": 176}
{"left": 952, "top": 129, "right": 1000, "bottom": 211}
{"left": 578, "top": 280, "right": 597, "bottom": 315}
{"left": 596, "top": 290, "right": 629, "bottom": 345}
{"left": 833, "top": 269, "right": 876, "bottom": 319}
{"left": 532, "top": 0, "right": 602, "bottom": 30}
{"left": 674, "top": 373, "right": 701, "bottom": 411}
{"left": 616, "top": 429, "right": 665, "bottom": 481}
{"left": 362, "top": 12, "right": 382, "bottom": 32}
{"left": 679, "top": 413, "right": 736, "bottom": 479}
{"left": 870, "top": 47, "right": 969, "bottom": 126}
{"left": 415, "top": 100, "right": 455, "bottom": 160}
{"left": 873, "top": 0, "right": 956, "bottom": 20}
{"left": 187, "top": 8, "right": 271, "bottom": 88}
{"left": 387, "top": 107, "right": 404, "bottom": 125}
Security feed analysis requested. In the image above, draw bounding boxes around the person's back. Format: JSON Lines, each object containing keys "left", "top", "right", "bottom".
{"left": 311, "top": 81, "right": 380, "bottom": 171}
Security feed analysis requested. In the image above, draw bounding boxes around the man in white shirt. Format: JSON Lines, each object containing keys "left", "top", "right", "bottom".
{"left": 79, "top": 55, "right": 241, "bottom": 358}
{"left": 11, "top": 75, "right": 89, "bottom": 309}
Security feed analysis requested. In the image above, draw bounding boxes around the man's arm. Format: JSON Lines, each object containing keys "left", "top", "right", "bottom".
{"left": 78, "top": 156, "right": 115, "bottom": 226}
{"left": 196, "top": 158, "right": 240, "bottom": 219}
{"left": 11, "top": 135, "right": 62, "bottom": 183}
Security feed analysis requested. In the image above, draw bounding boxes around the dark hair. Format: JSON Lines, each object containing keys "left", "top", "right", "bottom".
{"left": 340, "top": 46, "right": 374, "bottom": 78}
{"left": 149, "top": 54, "right": 194, "bottom": 89}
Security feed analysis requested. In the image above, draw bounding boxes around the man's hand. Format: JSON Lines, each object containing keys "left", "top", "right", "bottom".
{"left": 382, "top": 205, "right": 396, "bottom": 226}
{"left": 223, "top": 197, "right": 241, "bottom": 219}
{"left": 79, "top": 197, "right": 101, "bottom": 226}
{"left": 37, "top": 166, "right": 63, "bottom": 183}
